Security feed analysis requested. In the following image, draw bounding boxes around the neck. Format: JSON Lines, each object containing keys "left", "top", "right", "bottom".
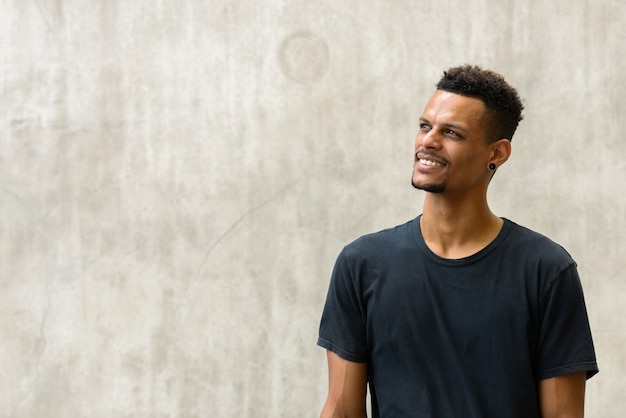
{"left": 420, "top": 193, "right": 503, "bottom": 259}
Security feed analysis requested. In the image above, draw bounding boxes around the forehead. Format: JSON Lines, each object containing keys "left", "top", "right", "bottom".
{"left": 422, "top": 90, "right": 486, "bottom": 128}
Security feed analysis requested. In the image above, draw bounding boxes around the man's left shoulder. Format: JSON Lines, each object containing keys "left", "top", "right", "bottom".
{"left": 503, "top": 219, "right": 575, "bottom": 263}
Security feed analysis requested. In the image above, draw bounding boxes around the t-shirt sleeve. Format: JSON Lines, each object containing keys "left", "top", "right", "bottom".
{"left": 537, "top": 263, "right": 599, "bottom": 380}
{"left": 317, "top": 248, "right": 368, "bottom": 363}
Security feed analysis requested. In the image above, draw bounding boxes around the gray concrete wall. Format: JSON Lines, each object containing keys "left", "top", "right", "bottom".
{"left": 1, "top": 0, "right": 623, "bottom": 416}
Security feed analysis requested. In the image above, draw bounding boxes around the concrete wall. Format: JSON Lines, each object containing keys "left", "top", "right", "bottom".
{"left": 1, "top": 0, "right": 624, "bottom": 416}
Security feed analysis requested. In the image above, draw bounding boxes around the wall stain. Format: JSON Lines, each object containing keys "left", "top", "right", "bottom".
{"left": 278, "top": 31, "right": 330, "bottom": 84}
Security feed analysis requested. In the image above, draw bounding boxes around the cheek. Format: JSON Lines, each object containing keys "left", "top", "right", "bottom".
{"left": 450, "top": 151, "right": 483, "bottom": 172}
{"left": 461, "top": 155, "right": 489, "bottom": 176}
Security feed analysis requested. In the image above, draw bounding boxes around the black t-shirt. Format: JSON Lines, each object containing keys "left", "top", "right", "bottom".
{"left": 318, "top": 216, "right": 598, "bottom": 418}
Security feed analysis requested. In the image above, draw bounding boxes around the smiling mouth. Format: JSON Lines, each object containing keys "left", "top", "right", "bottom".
{"left": 418, "top": 158, "right": 444, "bottom": 167}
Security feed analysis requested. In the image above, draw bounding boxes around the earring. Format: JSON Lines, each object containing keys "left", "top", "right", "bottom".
{"left": 489, "top": 163, "right": 496, "bottom": 170}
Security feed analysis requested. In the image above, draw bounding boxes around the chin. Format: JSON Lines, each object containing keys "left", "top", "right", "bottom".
{"left": 412, "top": 179, "right": 446, "bottom": 193}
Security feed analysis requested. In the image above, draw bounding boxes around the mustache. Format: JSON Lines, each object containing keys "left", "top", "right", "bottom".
{"left": 415, "top": 150, "right": 450, "bottom": 165}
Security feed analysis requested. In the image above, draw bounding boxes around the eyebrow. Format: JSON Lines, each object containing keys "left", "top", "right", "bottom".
{"left": 419, "top": 117, "right": 470, "bottom": 134}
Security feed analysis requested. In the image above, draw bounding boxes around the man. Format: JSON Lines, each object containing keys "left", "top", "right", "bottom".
{"left": 317, "top": 65, "right": 598, "bottom": 417}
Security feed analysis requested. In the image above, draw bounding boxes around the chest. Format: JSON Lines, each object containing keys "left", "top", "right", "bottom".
{"left": 361, "top": 260, "right": 540, "bottom": 355}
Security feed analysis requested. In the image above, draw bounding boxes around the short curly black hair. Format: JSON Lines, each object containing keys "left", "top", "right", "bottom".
{"left": 436, "top": 65, "right": 524, "bottom": 142}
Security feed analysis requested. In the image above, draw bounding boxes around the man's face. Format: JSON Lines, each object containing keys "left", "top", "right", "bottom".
{"left": 412, "top": 90, "right": 493, "bottom": 195}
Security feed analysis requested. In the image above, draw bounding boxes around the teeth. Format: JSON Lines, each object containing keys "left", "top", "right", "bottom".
{"left": 419, "top": 159, "right": 443, "bottom": 167}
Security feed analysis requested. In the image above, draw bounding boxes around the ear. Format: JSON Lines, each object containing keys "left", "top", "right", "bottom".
{"left": 489, "top": 139, "right": 512, "bottom": 168}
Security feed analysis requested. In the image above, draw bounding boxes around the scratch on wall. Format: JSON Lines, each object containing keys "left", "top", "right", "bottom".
{"left": 183, "top": 179, "right": 301, "bottom": 298}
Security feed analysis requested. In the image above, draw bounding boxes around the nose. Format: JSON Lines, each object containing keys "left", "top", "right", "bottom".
{"left": 417, "top": 129, "right": 442, "bottom": 150}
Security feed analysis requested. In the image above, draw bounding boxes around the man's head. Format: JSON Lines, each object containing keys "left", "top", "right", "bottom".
{"left": 436, "top": 65, "right": 524, "bottom": 142}
{"left": 412, "top": 65, "right": 523, "bottom": 195}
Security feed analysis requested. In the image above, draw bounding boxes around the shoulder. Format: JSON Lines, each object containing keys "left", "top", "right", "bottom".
{"left": 342, "top": 217, "right": 418, "bottom": 259}
{"left": 504, "top": 220, "right": 571, "bottom": 255}
{"left": 502, "top": 219, "right": 576, "bottom": 275}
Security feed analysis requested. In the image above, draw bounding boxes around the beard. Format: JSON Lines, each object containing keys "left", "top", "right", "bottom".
{"left": 411, "top": 177, "right": 446, "bottom": 193}
{"left": 411, "top": 167, "right": 448, "bottom": 193}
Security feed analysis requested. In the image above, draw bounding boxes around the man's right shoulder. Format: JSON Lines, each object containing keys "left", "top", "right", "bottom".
{"left": 342, "top": 217, "right": 419, "bottom": 258}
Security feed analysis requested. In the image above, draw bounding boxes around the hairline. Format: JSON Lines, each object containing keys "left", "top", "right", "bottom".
{"left": 434, "top": 89, "right": 506, "bottom": 143}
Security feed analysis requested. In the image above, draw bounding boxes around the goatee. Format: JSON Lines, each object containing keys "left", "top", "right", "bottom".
{"left": 412, "top": 179, "right": 446, "bottom": 193}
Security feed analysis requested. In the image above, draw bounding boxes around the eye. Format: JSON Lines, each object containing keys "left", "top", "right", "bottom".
{"left": 419, "top": 123, "right": 431, "bottom": 132}
{"left": 444, "top": 129, "right": 465, "bottom": 140}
